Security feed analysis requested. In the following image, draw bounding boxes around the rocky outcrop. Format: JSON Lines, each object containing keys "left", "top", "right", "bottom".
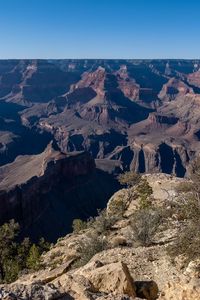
{"left": 0, "top": 143, "right": 119, "bottom": 241}
{"left": 107, "top": 173, "right": 187, "bottom": 215}
{"left": 116, "top": 65, "right": 140, "bottom": 101}
{"left": 52, "top": 261, "right": 137, "bottom": 299}
{"left": 187, "top": 70, "right": 200, "bottom": 88}
{"left": 0, "top": 283, "right": 64, "bottom": 300}
{"left": 158, "top": 278, "right": 200, "bottom": 300}
{"left": 0, "top": 173, "right": 199, "bottom": 299}
{"left": 158, "top": 78, "right": 193, "bottom": 102}
{"left": 70, "top": 66, "right": 106, "bottom": 99}
{"left": 75, "top": 261, "right": 137, "bottom": 297}
{"left": 2, "top": 260, "right": 159, "bottom": 299}
{"left": 126, "top": 141, "right": 188, "bottom": 177}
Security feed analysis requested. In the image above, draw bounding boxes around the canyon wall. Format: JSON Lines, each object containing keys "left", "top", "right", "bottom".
{"left": 0, "top": 145, "right": 119, "bottom": 241}
{"left": 1, "top": 59, "right": 200, "bottom": 178}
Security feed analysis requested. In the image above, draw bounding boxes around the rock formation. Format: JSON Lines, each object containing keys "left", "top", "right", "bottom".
{"left": 0, "top": 173, "right": 199, "bottom": 299}
{"left": 158, "top": 278, "right": 200, "bottom": 300}
{"left": 1, "top": 60, "right": 200, "bottom": 177}
{"left": 0, "top": 143, "right": 119, "bottom": 241}
{"left": 1, "top": 60, "right": 200, "bottom": 299}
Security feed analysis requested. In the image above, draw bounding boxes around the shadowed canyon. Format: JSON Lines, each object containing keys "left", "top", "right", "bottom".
{"left": 1, "top": 59, "right": 200, "bottom": 240}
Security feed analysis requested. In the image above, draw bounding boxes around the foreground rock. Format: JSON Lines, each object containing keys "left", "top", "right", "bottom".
{"left": 74, "top": 261, "right": 137, "bottom": 297}
{"left": 0, "top": 173, "right": 199, "bottom": 299}
{"left": 53, "top": 261, "right": 137, "bottom": 300}
{"left": 158, "top": 278, "right": 200, "bottom": 300}
{"left": 0, "top": 283, "right": 64, "bottom": 300}
{"left": 1, "top": 261, "right": 159, "bottom": 300}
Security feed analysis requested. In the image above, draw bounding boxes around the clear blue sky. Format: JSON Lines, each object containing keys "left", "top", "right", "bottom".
{"left": 0, "top": 0, "right": 199, "bottom": 59}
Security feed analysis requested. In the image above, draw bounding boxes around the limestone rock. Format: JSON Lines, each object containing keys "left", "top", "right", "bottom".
{"left": 0, "top": 283, "right": 64, "bottom": 300}
{"left": 35, "top": 259, "right": 75, "bottom": 284}
{"left": 54, "top": 273, "right": 96, "bottom": 300}
{"left": 158, "top": 278, "right": 200, "bottom": 300}
{"left": 184, "top": 259, "right": 200, "bottom": 278}
{"left": 75, "top": 261, "right": 136, "bottom": 298}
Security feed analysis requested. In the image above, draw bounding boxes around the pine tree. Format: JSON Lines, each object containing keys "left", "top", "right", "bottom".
{"left": 26, "top": 244, "right": 41, "bottom": 270}
{"left": 0, "top": 220, "right": 19, "bottom": 282}
{"left": 38, "top": 237, "right": 51, "bottom": 254}
{"left": 17, "top": 237, "right": 31, "bottom": 269}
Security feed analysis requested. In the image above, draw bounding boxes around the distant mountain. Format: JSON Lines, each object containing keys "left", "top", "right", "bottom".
{"left": 1, "top": 59, "right": 200, "bottom": 176}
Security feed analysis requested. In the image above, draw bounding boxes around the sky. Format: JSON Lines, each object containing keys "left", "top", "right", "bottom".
{"left": 0, "top": 0, "right": 199, "bottom": 59}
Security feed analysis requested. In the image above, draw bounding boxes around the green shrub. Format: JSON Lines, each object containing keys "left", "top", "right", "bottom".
{"left": 0, "top": 219, "right": 50, "bottom": 283}
{"left": 136, "top": 178, "right": 153, "bottom": 209}
{"left": 38, "top": 237, "right": 51, "bottom": 254}
{"left": 3, "top": 259, "right": 20, "bottom": 283}
{"left": 108, "top": 194, "right": 127, "bottom": 219}
{"left": 72, "top": 219, "right": 87, "bottom": 233}
{"left": 167, "top": 161, "right": 200, "bottom": 264}
{"left": 73, "top": 232, "right": 107, "bottom": 268}
{"left": 17, "top": 237, "right": 31, "bottom": 270}
{"left": 26, "top": 244, "right": 41, "bottom": 270}
{"left": 130, "top": 207, "right": 162, "bottom": 247}
{"left": 0, "top": 219, "right": 20, "bottom": 282}
{"left": 167, "top": 194, "right": 200, "bottom": 263}
{"left": 118, "top": 172, "right": 141, "bottom": 188}
{"left": 167, "top": 220, "right": 200, "bottom": 265}
{"left": 89, "top": 209, "right": 117, "bottom": 234}
{"left": 169, "top": 196, "right": 200, "bottom": 221}
{"left": 118, "top": 172, "right": 153, "bottom": 210}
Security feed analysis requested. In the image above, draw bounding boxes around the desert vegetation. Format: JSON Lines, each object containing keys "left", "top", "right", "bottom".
{"left": 130, "top": 207, "right": 163, "bottom": 247}
{"left": 2, "top": 169, "right": 195, "bottom": 286}
{"left": 72, "top": 209, "right": 115, "bottom": 268}
{"left": 73, "top": 167, "right": 200, "bottom": 271}
{"left": 72, "top": 218, "right": 87, "bottom": 233}
{"left": 167, "top": 159, "right": 200, "bottom": 264}
{"left": 73, "top": 232, "right": 108, "bottom": 268}
{"left": 72, "top": 172, "right": 163, "bottom": 267}
{"left": 0, "top": 220, "right": 50, "bottom": 283}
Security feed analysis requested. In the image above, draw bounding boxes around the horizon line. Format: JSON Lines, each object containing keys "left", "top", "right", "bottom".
{"left": 0, "top": 58, "right": 200, "bottom": 61}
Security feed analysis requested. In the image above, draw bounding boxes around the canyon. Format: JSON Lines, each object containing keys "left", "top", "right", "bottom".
{"left": 1, "top": 59, "right": 200, "bottom": 239}
{"left": 1, "top": 59, "right": 200, "bottom": 177}
{"left": 0, "top": 60, "right": 200, "bottom": 299}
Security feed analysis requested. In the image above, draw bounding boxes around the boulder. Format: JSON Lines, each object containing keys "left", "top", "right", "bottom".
{"left": 76, "top": 261, "right": 136, "bottom": 298}
{"left": 53, "top": 273, "right": 96, "bottom": 300}
{"left": 111, "top": 236, "right": 128, "bottom": 247}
